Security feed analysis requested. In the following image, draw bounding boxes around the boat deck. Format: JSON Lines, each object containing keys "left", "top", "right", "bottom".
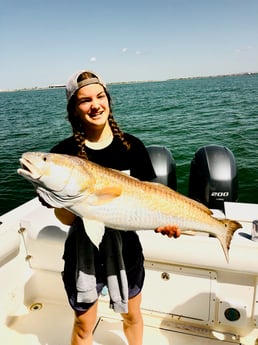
{"left": 2, "top": 300, "right": 235, "bottom": 345}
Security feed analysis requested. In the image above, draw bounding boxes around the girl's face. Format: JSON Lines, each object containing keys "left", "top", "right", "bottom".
{"left": 74, "top": 83, "right": 110, "bottom": 130}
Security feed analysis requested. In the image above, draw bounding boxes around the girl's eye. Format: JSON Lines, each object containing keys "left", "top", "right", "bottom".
{"left": 78, "top": 98, "right": 90, "bottom": 104}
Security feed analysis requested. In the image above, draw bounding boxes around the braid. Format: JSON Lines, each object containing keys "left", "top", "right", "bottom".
{"left": 66, "top": 97, "right": 87, "bottom": 159}
{"left": 108, "top": 113, "right": 131, "bottom": 150}
{"left": 74, "top": 129, "right": 88, "bottom": 159}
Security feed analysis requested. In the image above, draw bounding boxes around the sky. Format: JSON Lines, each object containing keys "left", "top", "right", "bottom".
{"left": 0, "top": 0, "right": 257, "bottom": 90}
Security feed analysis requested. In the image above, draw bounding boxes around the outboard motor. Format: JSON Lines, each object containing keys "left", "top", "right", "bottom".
{"left": 188, "top": 145, "right": 238, "bottom": 212}
{"left": 147, "top": 145, "right": 177, "bottom": 190}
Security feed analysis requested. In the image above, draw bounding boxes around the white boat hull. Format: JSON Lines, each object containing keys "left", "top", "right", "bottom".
{"left": 1, "top": 198, "right": 258, "bottom": 344}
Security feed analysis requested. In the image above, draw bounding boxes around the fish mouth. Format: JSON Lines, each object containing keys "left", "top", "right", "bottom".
{"left": 17, "top": 157, "right": 41, "bottom": 180}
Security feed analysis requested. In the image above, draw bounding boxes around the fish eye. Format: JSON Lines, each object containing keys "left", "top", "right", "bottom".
{"left": 43, "top": 156, "right": 47, "bottom": 162}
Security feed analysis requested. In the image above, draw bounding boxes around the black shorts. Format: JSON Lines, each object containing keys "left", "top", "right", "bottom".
{"left": 62, "top": 219, "right": 145, "bottom": 312}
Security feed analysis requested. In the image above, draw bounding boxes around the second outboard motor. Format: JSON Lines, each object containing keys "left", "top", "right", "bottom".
{"left": 147, "top": 145, "right": 177, "bottom": 190}
{"left": 188, "top": 145, "right": 238, "bottom": 212}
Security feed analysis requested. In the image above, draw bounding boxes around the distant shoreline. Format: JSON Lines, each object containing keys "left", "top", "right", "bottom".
{"left": 1, "top": 72, "right": 257, "bottom": 93}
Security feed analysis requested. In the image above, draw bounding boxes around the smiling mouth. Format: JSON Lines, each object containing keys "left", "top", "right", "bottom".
{"left": 89, "top": 111, "right": 104, "bottom": 117}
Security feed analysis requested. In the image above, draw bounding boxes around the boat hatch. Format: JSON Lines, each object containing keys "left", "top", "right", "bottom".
{"left": 142, "top": 262, "right": 216, "bottom": 325}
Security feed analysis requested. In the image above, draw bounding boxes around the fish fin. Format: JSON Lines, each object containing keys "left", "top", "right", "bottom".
{"left": 216, "top": 219, "right": 242, "bottom": 263}
{"left": 87, "top": 186, "right": 122, "bottom": 206}
{"left": 82, "top": 218, "right": 105, "bottom": 248}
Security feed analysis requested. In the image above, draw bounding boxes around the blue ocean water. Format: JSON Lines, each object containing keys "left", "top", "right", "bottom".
{"left": 0, "top": 74, "right": 258, "bottom": 215}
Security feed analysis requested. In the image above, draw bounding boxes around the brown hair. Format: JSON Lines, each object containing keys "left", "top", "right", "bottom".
{"left": 67, "top": 71, "right": 130, "bottom": 159}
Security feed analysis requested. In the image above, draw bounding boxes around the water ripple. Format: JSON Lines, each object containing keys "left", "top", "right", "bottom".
{"left": 1, "top": 75, "right": 258, "bottom": 214}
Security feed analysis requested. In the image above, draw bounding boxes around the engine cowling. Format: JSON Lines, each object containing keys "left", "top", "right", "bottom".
{"left": 188, "top": 145, "right": 238, "bottom": 211}
{"left": 147, "top": 145, "right": 177, "bottom": 190}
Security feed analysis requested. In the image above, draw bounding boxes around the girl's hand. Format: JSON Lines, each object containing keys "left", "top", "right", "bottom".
{"left": 154, "top": 225, "right": 181, "bottom": 238}
{"left": 38, "top": 194, "right": 76, "bottom": 225}
{"left": 54, "top": 208, "right": 76, "bottom": 225}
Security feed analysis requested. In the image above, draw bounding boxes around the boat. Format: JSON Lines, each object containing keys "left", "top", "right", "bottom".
{"left": 1, "top": 144, "right": 258, "bottom": 345}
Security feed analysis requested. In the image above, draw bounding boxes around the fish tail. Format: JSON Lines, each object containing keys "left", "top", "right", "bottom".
{"left": 217, "top": 219, "right": 242, "bottom": 263}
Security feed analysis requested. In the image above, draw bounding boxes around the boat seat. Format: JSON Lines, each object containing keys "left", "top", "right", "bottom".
{"left": 20, "top": 202, "right": 69, "bottom": 272}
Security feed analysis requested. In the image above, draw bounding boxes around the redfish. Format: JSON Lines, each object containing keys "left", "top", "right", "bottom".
{"left": 18, "top": 152, "right": 242, "bottom": 261}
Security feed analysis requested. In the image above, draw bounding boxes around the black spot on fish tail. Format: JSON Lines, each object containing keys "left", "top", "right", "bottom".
{"left": 221, "top": 219, "right": 242, "bottom": 249}
{"left": 217, "top": 219, "right": 242, "bottom": 263}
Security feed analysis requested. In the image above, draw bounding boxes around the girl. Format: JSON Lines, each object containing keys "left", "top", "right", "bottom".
{"left": 51, "top": 70, "right": 180, "bottom": 345}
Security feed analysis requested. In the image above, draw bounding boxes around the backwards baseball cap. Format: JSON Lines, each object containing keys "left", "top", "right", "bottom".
{"left": 66, "top": 70, "right": 106, "bottom": 103}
